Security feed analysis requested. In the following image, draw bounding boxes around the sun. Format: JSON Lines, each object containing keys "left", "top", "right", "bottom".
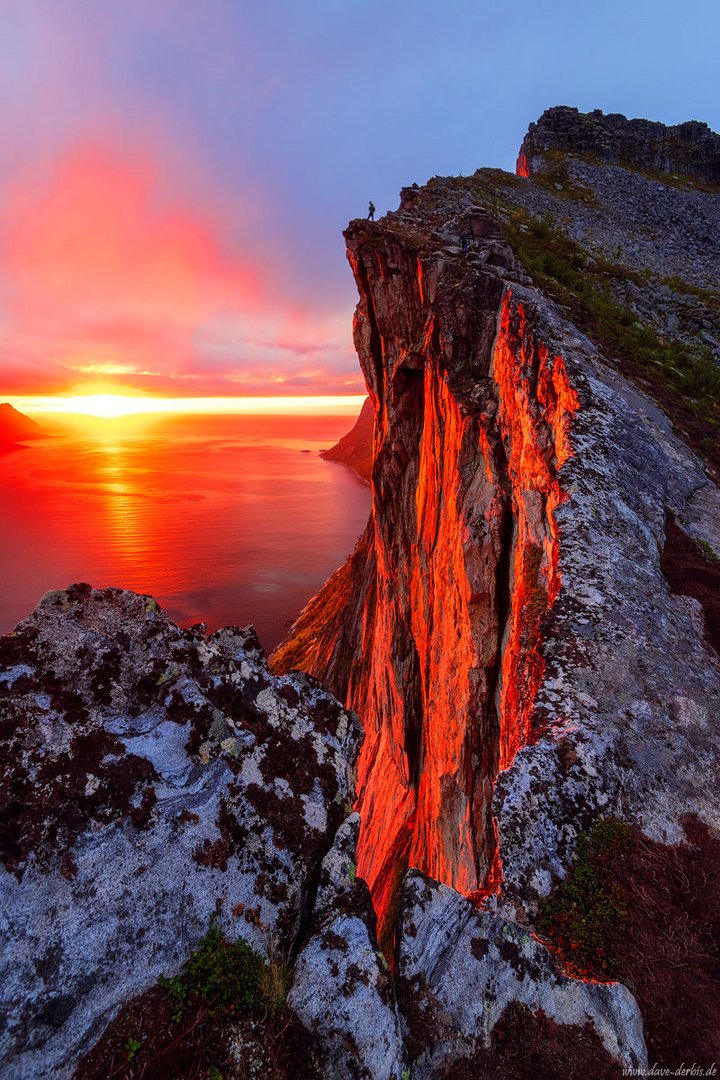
{"left": 59, "top": 394, "right": 156, "bottom": 418}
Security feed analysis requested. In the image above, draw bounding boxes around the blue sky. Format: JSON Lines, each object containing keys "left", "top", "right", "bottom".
{"left": 1, "top": 0, "right": 717, "bottom": 396}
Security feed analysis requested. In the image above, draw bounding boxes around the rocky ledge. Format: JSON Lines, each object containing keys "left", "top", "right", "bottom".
{"left": 0, "top": 586, "right": 656, "bottom": 1079}
{"left": 0, "top": 585, "right": 365, "bottom": 1077}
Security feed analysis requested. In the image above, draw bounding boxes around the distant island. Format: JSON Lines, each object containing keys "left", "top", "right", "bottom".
{"left": 0, "top": 403, "right": 45, "bottom": 448}
{"left": 320, "top": 397, "right": 373, "bottom": 483}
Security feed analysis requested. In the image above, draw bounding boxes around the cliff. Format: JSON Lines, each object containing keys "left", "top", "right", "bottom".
{"left": 271, "top": 108, "right": 720, "bottom": 1071}
{"left": 320, "top": 396, "right": 373, "bottom": 482}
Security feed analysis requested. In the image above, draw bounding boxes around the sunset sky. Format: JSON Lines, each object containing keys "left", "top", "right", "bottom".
{"left": 1, "top": 0, "right": 718, "bottom": 404}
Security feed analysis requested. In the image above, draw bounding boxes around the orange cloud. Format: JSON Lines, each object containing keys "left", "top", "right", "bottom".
{"left": 0, "top": 142, "right": 358, "bottom": 397}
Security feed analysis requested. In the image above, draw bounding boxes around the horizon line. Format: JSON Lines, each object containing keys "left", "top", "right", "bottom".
{"left": 5, "top": 393, "right": 368, "bottom": 419}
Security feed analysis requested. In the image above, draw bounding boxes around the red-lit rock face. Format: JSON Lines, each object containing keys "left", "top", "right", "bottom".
{"left": 515, "top": 149, "right": 530, "bottom": 178}
{"left": 273, "top": 223, "right": 578, "bottom": 930}
{"left": 493, "top": 297, "right": 578, "bottom": 770}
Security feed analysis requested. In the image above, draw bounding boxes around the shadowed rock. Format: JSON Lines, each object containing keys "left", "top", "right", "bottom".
{"left": 287, "top": 814, "right": 408, "bottom": 1080}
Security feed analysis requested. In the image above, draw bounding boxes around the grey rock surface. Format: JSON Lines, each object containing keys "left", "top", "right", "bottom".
{"left": 519, "top": 105, "right": 720, "bottom": 185}
{"left": 485, "top": 290, "right": 720, "bottom": 918}
{"left": 397, "top": 872, "right": 647, "bottom": 1078}
{"left": 287, "top": 814, "right": 408, "bottom": 1080}
{"left": 0, "top": 585, "right": 362, "bottom": 1079}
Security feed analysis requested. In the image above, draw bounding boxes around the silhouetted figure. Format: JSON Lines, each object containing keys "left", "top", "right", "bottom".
{"left": 460, "top": 234, "right": 469, "bottom": 252}
{"left": 368, "top": 201, "right": 375, "bottom": 221}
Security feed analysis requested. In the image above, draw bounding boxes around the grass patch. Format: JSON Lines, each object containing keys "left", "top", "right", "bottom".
{"left": 257, "top": 939, "right": 293, "bottom": 1017}
{"left": 158, "top": 919, "right": 265, "bottom": 1022}
{"left": 505, "top": 211, "right": 720, "bottom": 474}
{"left": 537, "top": 817, "right": 633, "bottom": 978}
{"left": 661, "top": 275, "right": 720, "bottom": 311}
{"left": 536, "top": 815, "right": 720, "bottom": 1070}
{"left": 528, "top": 150, "right": 600, "bottom": 206}
{"left": 76, "top": 920, "right": 317, "bottom": 1078}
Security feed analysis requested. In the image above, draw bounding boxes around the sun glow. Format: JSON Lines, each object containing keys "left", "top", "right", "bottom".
{"left": 8, "top": 393, "right": 367, "bottom": 419}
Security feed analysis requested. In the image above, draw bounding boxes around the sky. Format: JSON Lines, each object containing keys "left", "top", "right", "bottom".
{"left": 0, "top": 0, "right": 718, "bottom": 402}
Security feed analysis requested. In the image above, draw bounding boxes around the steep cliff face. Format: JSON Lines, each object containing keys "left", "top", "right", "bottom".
{"left": 273, "top": 231, "right": 583, "bottom": 926}
{"left": 272, "top": 109, "right": 720, "bottom": 958}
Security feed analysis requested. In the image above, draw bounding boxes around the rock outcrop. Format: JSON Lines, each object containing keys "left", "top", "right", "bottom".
{"left": 0, "top": 403, "right": 44, "bottom": 448}
{"left": 272, "top": 109, "right": 720, "bottom": 1068}
{"left": 397, "top": 872, "right": 647, "bottom": 1077}
{"left": 517, "top": 105, "right": 720, "bottom": 185}
{"left": 287, "top": 815, "right": 408, "bottom": 1080}
{"left": 320, "top": 397, "right": 374, "bottom": 483}
{"left": 0, "top": 585, "right": 362, "bottom": 1078}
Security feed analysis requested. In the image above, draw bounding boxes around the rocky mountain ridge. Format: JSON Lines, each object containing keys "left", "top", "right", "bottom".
{"left": 518, "top": 105, "right": 720, "bottom": 184}
{"left": 271, "top": 106, "right": 720, "bottom": 1070}
{"left": 0, "top": 403, "right": 45, "bottom": 448}
{"left": 320, "top": 397, "right": 374, "bottom": 483}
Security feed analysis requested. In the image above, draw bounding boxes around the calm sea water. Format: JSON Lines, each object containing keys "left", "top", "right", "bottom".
{"left": 0, "top": 412, "right": 370, "bottom": 651}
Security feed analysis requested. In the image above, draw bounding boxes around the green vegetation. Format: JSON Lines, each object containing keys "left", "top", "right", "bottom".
{"left": 158, "top": 919, "right": 265, "bottom": 1022}
{"left": 124, "top": 1036, "right": 142, "bottom": 1063}
{"left": 662, "top": 275, "right": 720, "bottom": 311}
{"left": 526, "top": 150, "right": 600, "bottom": 206}
{"left": 505, "top": 211, "right": 720, "bottom": 471}
{"left": 537, "top": 817, "right": 634, "bottom": 977}
{"left": 377, "top": 852, "right": 409, "bottom": 966}
{"left": 698, "top": 538, "right": 720, "bottom": 566}
{"left": 257, "top": 940, "right": 293, "bottom": 1017}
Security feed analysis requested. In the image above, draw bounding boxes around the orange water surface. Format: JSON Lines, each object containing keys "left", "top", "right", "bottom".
{"left": 0, "top": 412, "right": 370, "bottom": 651}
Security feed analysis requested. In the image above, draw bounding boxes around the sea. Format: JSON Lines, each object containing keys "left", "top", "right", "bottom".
{"left": 0, "top": 411, "right": 370, "bottom": 652}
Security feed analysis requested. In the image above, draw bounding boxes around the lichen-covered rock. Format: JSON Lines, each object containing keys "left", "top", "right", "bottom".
{"left": 397, "top": 872, "right": 647, "bottom": 1078}
{"left": 0, "top": 585, "right": 362, "bottom": 1079}
{"left": 287, "top": 814, "right": 408, "bottom": 1080}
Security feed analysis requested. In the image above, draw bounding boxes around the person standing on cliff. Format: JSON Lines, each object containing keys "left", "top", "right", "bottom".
{"left": 367, "top": 200, "right": 375, "bottom": 221}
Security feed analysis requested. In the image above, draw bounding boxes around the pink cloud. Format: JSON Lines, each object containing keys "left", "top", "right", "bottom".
{"left": 0, "top": 140, "right": 359, "bottom": 397}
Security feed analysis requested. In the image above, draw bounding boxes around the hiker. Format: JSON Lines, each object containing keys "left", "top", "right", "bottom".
{"left": 460, "top": 234, "right": 469, "bottom": 252}
{"left": 367, "top": 200, "right": 375, "bottom": 221}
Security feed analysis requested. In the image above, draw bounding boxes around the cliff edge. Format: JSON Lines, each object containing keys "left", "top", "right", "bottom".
{"left": 272, "top": 107, "right": 720, "bottom": 1073}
